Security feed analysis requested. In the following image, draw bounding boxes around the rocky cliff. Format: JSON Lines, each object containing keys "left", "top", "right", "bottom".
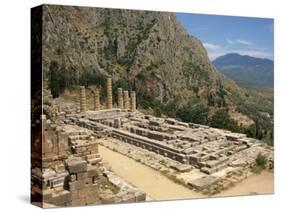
{"left": 42, "top": 4, "right": 243, "bottom": 108}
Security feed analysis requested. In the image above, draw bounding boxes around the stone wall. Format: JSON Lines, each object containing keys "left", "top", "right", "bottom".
{"left": 31, "top": 122, "right": 146, "bottom": 207}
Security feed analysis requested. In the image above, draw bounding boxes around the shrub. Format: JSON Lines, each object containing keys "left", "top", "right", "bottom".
{"left": 154, "top": 107, "right": 162, "bottom": 117}
{"left": 255, "top": 153, "right": 267, "bottom": 168}
{"left": 55, "top": 47, "right": 63, "bottom": 55}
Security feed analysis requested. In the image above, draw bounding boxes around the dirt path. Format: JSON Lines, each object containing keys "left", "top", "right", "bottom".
{"left": 99, "top": 145, "right": 204, "bottom": 201}
{"left": 99, "top": 145, "right": 274, "bottom": 200}
{"left": 217, "top": 171, "right": 274, "bottom": 197}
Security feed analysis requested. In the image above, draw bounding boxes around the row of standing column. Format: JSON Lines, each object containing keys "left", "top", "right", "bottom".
{"left": 117, "top": 88, "right": 136, "bottom": 111}
{"left": 79, "top": 77, "right": 136, "bottom": 112}
{"left": 80, "top": 86, "right": 101, "bottom": 112}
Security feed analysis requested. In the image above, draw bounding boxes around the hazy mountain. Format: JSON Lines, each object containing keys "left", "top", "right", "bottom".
{"left": 213, "top": 53, "right": 273, "bottom": 87}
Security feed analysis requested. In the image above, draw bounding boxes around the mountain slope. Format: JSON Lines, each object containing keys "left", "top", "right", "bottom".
{"left": 43, "top": 5, "right": 245, "bottom": 108}
{"left": 213, "top": 53, "right": 273, "bottom": 87}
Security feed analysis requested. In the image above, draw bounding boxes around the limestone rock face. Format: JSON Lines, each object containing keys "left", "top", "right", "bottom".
{"left": 42, "top": 5, "right": 242, "bottom": 106}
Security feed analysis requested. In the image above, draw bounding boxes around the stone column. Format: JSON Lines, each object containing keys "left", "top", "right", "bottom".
{"left": 80, "top": 86, "right": 86, "bottom": 112}
{"left": 94, "top": 89, "right": 100, "bottom": 111}
{"left": 106, "top": 77, "right": 112, "bottom": 109}
{"left": 130, "top": 91, "right": 136, "bottom": 111}
{"left": 113, "top": 118, "right": 121, "bottom": 128}
{"left": 117, "top": 88, "right": 123, "bottom": 109}
{"left": 123, "top": 90, "right": 129, "bottom": 109}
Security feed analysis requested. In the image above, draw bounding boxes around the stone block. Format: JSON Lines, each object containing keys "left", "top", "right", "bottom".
{"left": 122, "top": 193, "right": 136, "bottom": 203}
{"left": 69, "top": 181, "right": 79, "bottom": 191}
{"left": 148, "top": 131, "right": 164, "bottom": 141}
{"left": 50, "top": 177, "right": 65, "bottom": 188}
{"left": 77, "top": 172, "right": 88, "bottom": 181}
{"left": 188, "top": 176, "right": 219, "bottom": 190}
{"left": 88, "top": 184, "right": 99, "bottom": 193}
{"left": 54, "top": 186, "right": 65, "bottom": 193}
{"left": 42, "top": 189, "right": 53, "bottom": 201}
{"left": 170, "top": 164, "right": 193, "bottom": 172}
{"left": 100, "top": 195, "right": 115, "bottom": 204}
{"left": 51, "top": 191, "right": 71, "bottom": 205}
{"left": 77, "top": 180, "right": 86, "bottom": 189}
{"left": 65, "top": 157, "right": 87, "bottom": 174}
{"left": 201, "top": 167, "right": 216, "bottom": 175}
{"left": 71, "top": 198, "right": 85, "bottom": 206}
{"left": 87, "top": 158, "right": 102, "bottom": 165}
{"left": 87, "top": 166, "right": 99, "bottom": 177}
{"left": 134, "top": 191, "right": 146, "bottom": 202}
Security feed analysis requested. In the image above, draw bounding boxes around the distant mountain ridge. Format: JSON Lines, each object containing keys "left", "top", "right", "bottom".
{"left": 213, "top": 53, "right": 273, "bottom": 87}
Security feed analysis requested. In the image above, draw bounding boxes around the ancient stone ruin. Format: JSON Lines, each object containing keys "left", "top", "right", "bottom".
{"left": 32, "top": 76, "right": 273, "bottom": 207}
{"left": 31, "top": 80, "right": 144, "bottom": 207}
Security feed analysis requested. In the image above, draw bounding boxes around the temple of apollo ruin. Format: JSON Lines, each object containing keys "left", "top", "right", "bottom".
{"left": 32, "top": 76, "right": 273, "bottom": 207}
{"left": 73, "top": 76, "right": 273, "bottom": 176}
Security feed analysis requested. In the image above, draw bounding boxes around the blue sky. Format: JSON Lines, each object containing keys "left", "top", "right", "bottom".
{"left": 176, "top": 13, "right": 274, "bottom": 61}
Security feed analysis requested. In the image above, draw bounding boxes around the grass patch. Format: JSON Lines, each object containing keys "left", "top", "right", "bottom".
{"left": 100, "top": 175, "right": 120, "bottom": 194}
{"left": 159, "top": 159, "right": 167, "bottom": 166}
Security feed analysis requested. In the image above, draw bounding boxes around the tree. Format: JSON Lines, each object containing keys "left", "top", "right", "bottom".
{"left": 209, "top": 109, "right": 241, "bottom": 132}
{"left": 163, "top": 101, "right": 177, "bottom": 118}
{"left": 176, "top": 104, "right": 209, "bottom": 125}
{"left": 65, "top": 66, "right": 77, "bottom": 89}
{"left": 216, "top": 79, "right": 227, "bottom": 107}
{"left": 48, "top": 61, "right": 61, "bottom": 98}
{"left": 48, "top": 61, "right": 77, "bottom": 97}
{"left": 246, "top": 124, "right": 256, "bottom": 138}
{"left": 207, "top": 90, "right": 216, "bottom": 106}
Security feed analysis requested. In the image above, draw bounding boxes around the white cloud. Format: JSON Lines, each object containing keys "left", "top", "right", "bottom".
{"left": 208, "top": 51, "right": 227, "bottom": 60}
{"left": 236, "top": 50, "right": 273, "bottom": 59}
{"left": 226, "top": 38, "right": 254, "bottom": 46}
{"left": 252, "top": 47, "right": 267, "bottom": 50}
{"left": 236, "top": 39, "right": 253, "bottom": 45}
{"left": 204, "top": 39, "right": 271, "bottom": 61}
{"left": 207, "top": 49, "right": 273, "bottom": 61}
{"left": 226, "top": 39, "right": 234, "bottom": 44}
{"left": 203, "top": 42, "right": 220, "bottom": 50}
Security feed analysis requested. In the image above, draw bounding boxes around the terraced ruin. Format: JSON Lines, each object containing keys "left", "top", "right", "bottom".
{"left": 31, "top": 76, "right": 274, "bottom": 207}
